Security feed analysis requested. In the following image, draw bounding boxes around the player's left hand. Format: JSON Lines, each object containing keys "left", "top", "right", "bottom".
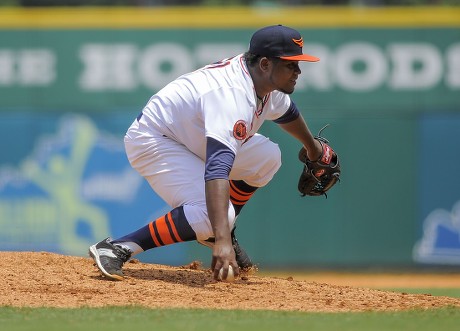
{"left": 297, "top": 125, "right": 341, "bottom": 197}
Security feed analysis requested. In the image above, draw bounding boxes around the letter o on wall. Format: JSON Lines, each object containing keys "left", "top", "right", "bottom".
{"left": 334, "top": 42, "right": 387, "bottom": 91}
{"left": 139, "top": 43, "right": 193, "bottom": 90}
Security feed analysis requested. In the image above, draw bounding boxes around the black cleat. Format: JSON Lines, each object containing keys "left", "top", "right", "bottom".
{"left": 89, "top": 237, "right": 132, "bottom": 280}
{"left": 198, "top": 230, "right": 253, "bottom": 270}
{"left": 231, "top": 234, "right": 253, "bottom": 270}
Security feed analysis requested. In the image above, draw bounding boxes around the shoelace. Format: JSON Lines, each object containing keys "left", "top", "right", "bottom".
{"left": 112, "top": 245, "right": 132, "bottom": 263}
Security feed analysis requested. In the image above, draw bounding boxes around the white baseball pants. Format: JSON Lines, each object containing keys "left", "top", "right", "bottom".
{"left": 124, "top": 121, "right": 281, "bottom": 240}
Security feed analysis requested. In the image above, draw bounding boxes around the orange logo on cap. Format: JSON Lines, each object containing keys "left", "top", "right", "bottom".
{"left": 292, "top": 37, "right": 304, "bottom": 48}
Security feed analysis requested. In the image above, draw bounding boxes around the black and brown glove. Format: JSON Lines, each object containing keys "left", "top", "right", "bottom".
{"left": 298, "top": 126, "right": 341, "bottom": 197}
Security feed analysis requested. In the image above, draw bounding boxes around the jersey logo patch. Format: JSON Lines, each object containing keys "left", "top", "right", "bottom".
{"left": 233, "top": 120, "right": 247, "bottom": 140}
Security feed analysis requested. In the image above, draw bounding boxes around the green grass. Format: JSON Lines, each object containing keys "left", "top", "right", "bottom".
{"left": 1, "top": 306, "right": 460, "bottom": 331}
{"left": 2, "top": 286, "right": 460, "bottom": 331}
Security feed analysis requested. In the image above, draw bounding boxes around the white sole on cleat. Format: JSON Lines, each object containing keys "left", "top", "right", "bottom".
{"left": 88, "top": 245, "right": 124, "bottom": 281}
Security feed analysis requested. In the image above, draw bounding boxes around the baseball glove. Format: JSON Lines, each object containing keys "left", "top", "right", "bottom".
{"left": 298, "top": 125, "right": 341, "bottom": 197}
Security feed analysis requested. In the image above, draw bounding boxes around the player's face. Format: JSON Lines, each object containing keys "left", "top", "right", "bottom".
{"left": 269, "top": 59, "right": 301, "bottom": 94}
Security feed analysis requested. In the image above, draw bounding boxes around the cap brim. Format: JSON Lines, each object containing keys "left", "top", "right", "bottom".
{"left": 279, "top": 54, "right": 320, "bottom": 62}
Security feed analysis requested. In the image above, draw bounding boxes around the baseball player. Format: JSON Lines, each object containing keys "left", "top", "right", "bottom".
{"left": 89, "top": 25, "right": 323, "bottom": 281}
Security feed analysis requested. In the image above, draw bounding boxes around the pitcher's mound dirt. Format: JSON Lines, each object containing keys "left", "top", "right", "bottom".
{"left": 1, "top": 252, "right": 460, "bottom": 312}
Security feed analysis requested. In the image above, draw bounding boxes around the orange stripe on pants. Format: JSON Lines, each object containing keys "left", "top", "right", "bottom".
{"left": 230, "top": 184, "right": 253, "bottom": 205}
{"left": 230, "top": 181, "right": 252, "bottom": 196}
{"left": 155, "top": 213, "right": 176, "bottom": 245}
{"left": 230, "top": 192, "right": 253, "bottom": 205}
{"left": 165, "top": 213, "right": 183, "bottom": 242}
{"left": 148, "top": 221, "right": 162, "bottom": 247}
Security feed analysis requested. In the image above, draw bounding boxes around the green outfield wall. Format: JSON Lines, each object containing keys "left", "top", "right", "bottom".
{"left": 0, "top": 7, "right": 459, "bottom": 268}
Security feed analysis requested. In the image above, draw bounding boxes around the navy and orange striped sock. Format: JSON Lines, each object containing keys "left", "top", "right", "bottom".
{"left": 113, "top": 206, "right": 196, "bottom": 250}
{"left": 229, "top": 180, "right": 258, "bottom": 216}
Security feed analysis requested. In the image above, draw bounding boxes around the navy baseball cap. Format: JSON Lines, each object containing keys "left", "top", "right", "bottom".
{"left": 249, "top": 25, "right": 319, "bottom": 62}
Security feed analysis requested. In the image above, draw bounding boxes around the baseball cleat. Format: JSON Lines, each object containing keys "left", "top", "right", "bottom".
{"left": 89, "top": 237, "right": 132, "bottom": 281}
{"left": 231, "top": 235, "right": 253, "bottom": 270}
{"left": 198, "top": 230, "right": 253, "bottom": 270}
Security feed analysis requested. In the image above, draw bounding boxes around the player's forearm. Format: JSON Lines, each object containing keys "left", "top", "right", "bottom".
{"left": 278, "top": 114, "right": 321, "bottom": 160}
{"left": 205, "top": 179, "right": 232, "bottom": 241}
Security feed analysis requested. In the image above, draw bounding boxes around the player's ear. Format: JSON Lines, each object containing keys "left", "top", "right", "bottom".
{"left": 259, "top": 57, "right": 271, "bottom": 72}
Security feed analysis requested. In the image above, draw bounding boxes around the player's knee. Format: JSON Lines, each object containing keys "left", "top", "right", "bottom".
{"left": 257, "top": 143, "right": 282, "bottom": 183}
{"left": 183, "top": 204, "right": 213, "bottom": 240}
{"left": 269, "top": 144, "right": 282, "bottom": 172}
{"left": 183, "top": 203, "right": 236, "bottom": 240}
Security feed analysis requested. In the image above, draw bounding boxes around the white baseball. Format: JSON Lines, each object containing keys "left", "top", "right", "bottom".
{"left": 218, "top": 265, "right": 235, "bottom": 282}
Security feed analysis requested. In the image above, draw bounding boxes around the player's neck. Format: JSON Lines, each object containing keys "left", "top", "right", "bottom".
{"left": 248, "top": 66, "right": 272, "bottom": 100}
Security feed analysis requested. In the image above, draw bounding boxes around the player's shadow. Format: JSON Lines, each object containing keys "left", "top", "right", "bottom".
{"left": 90, "top": 266, "right": 261, "bottom": 287}
{"left": 124, "top": 267, "right": 263, "bottom": 287}
{"left": 88, "top": 258, "right": 262, "bottom": 287}
{"left": 125, "top": 267, "right": 214, "bottom": 288}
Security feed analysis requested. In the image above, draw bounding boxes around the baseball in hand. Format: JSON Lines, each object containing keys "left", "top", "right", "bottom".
{"left": 218, "top": 265, "right": 235, "bottom": 282}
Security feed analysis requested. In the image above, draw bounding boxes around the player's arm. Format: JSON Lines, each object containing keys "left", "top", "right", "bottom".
{"left": 274, "top": 103, "right": 322, "bottom": 161}
{"left": 204, "top": 137, "right": 240, "bottom": 280}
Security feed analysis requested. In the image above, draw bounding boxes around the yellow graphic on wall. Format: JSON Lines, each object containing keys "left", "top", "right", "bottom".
{"left": 0, "top": 115, "right": 111, "bottom": 255}
{"left": 23, "top": 117, "right": 109, "bottom": 254}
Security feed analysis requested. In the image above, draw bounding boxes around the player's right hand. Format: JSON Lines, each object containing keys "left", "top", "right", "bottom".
{"left": 211, "top": 238, "right": 240, "bottom": 281}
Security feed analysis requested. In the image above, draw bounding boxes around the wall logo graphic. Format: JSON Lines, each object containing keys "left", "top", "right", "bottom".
{"left": 413, "top": 200, "right": 460, "bottom": 265}
{"left": 0, "top": 114, "right": 168, "bottom": 257}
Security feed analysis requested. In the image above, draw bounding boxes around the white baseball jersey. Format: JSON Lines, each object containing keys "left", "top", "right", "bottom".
{"left": 137, "top": 54, "right": 292, "bottom": 160}
{"left": 125, "top": 54, "right": 297, "bottom": 238}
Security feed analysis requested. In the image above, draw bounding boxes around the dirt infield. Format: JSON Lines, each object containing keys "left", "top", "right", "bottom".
{"left": 2, "top": 252, "right": 460, "bottom": 312}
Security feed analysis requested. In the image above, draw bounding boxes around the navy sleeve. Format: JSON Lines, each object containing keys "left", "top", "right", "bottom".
{"left": 205, "top": 137, "right": 236, "bottom": 181}
{"left": 273, "top": 101, "right": 300, "bottom": 124}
